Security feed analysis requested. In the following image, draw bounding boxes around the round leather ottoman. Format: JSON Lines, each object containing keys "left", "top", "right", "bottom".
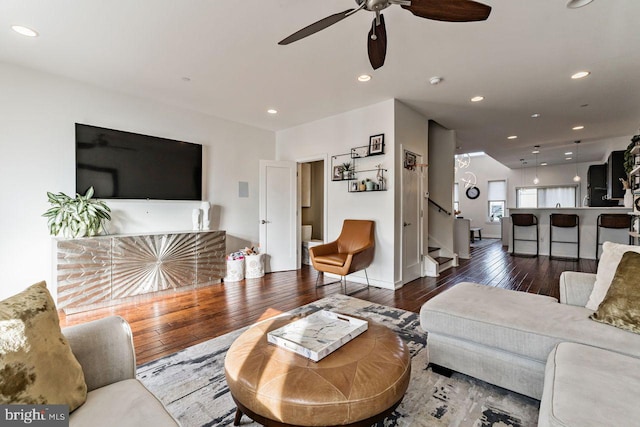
{"left": 224, "top": 314, "right": 411, "bottom": 426}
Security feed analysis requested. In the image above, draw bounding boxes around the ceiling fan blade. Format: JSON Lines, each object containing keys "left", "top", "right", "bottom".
{"left": 279, "top": 9, "right": 356, "bottom": 45}
{"left": 367, "top": 14, "right": 387, "bottom": 70}
{"left": 402, "top": 0, "right": 491, "bottom": 22}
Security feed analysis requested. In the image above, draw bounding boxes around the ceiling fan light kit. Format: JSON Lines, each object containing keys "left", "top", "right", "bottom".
{"left": 278, "top": 0, "right": 492, "bottom": 70}
{"left": 566, "top": 0, "right": 595, "bottom": 9}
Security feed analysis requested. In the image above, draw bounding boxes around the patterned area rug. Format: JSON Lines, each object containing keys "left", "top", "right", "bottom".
{"left": 138, "top": 294, "right": 539, "bottom": 426}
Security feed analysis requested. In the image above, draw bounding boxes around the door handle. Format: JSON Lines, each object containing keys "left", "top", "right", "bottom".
{"left": 261, "top": 220, "right": 270, "bottom": 224}
{"left": 403, "top": 222, "right": 411, "bottom": 227}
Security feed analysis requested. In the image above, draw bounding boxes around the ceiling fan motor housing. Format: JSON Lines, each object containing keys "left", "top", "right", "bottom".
{"left": 357, "top": 0, "right": 391, "bottom": 12}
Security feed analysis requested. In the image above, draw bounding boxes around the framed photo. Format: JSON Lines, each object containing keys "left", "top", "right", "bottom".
{"left": 332, "top": 165, "right": 344, "bottom": 181}
{"left": 368, "top": 134, "right": 385, "bottom": 156}
{"left": 404, "top": 151, "right": 416, "bottom": 170}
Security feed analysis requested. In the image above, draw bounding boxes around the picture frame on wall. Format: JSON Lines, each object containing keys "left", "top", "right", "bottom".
{"left": 368, "top": 134, "right": 384, "bottom": 156}
{"left": 332, "top": 165, "right": 344, "bottom": 181}
{"left": 404, "top": 151, "right": 416, "bottom": 170}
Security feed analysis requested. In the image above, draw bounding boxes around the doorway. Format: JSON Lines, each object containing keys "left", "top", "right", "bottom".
{"left": 401, "top": 147, "right": 424, "bottom": 283}
{"left": 298, "top": 157, "right": 327, "bottom": 268}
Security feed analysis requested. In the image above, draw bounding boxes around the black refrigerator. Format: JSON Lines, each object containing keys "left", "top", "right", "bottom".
{"left": 588, "top": 164, "right": 608, "bottom": 206}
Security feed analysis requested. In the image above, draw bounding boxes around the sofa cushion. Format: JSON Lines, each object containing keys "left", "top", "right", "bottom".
{"left": 539, "top": 342, "right": 640, "bottom": 427}
{"left": 0, "top": 282, "right": 87, "bottom": 410}
{"left": 586, "top": 241, "right": 640, "bottom": 310}
{"left": 69, "top": 379, "right": 179, "bottom": 427}
{"left": 590, "top": 251, "right": 640, "bottom": 333}
{"left": 420, "top": 282, "right": 640, "bottom": 363}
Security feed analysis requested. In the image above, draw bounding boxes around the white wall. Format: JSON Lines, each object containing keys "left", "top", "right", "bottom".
{"left": 394, "top": 101, "right": 429, "bottom": 283}
{"left": 455, "top": 154, "right": 511, "bottom": 238}
{"left": 0, "top": 62, "right": 275, "bottom": 301}
{"left": 428, "top": 122, "right": 456, "bottom": 254}
{"left": 276, "top": 100, "right": 397, "bottom": 289}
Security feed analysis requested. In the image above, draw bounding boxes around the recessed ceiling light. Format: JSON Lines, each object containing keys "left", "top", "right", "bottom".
{"left": 540, "top": 162, "right": 548, "bottom": 166}
{"left": 572, "top": 125, "right": 584, "bottom": 130}
{"left": 507, "top": 135, "right": 518, "bottom": 140}
{"left": 471, "top": 96, "right": 484, "bottom": 102}
{"left": 429, "top": 76, "right": 443, "bottom": 85}
{"left": 267, "top": 109, "right": 278, "bottom": 115}
{"left": 11, "top": 25, "right": 38, "bottom": 37}
{"left": 571, "top": 71, "right": 590, "bottom": 79}
{"left": 358, "top": 74, "right": 371, "bottom": 82}
{"left": 566, "top": 157, "right": 573, "bottom": 160}
{"left": 532, "top": 150, "right": 540, "bottom": 154}
{"left": 566, "top": 0, "right": 595, "bottom": 9}
{"left": 531, "top": 113, "right": 541, "bottom": 118}
{"left": 565, "top": 151, "right": 573, "bottom": 155}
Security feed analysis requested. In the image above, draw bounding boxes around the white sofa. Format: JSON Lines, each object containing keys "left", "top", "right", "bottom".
{"left": 420, "top": 272, "right": 640, "bottom": 426}
{"left": 63, "top": 316, "right": 179, "bottom": 427}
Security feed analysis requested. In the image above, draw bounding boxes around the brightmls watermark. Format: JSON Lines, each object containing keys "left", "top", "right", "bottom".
{"left": 1, "top": 405, "right": 68, "bottom": 426}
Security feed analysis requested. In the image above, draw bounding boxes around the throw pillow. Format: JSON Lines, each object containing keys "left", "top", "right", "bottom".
{"left": 0, "top": 281, "right": 87, "bottom": 410}
{"left": 585, "top": 242, "right": 640, "bottom": 310}
{"left": 590, "top": 251, "right": 640, "bottom": 333}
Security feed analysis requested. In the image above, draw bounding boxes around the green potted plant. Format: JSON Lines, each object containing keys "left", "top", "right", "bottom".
{"left": 341, "top": 162, "right": 354, "bottom": 180}
{"left": 43, "top": 187, "right": 111, "bottom": 238}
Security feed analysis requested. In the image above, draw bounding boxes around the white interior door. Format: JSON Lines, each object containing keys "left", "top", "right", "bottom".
{"left": 402, "top": 149, "right": 423, "bottom": 283}
{"left": 259, "top": 160, "right": 297, "bottom": 272}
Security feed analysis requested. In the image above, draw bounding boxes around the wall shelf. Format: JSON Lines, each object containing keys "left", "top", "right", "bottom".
{"left": 331, "top": 143, "right": 387, "bottom": 192}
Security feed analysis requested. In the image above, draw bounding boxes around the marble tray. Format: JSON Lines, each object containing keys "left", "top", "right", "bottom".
{"left": 267, "top": 310, "right": 368, "bottom": 362}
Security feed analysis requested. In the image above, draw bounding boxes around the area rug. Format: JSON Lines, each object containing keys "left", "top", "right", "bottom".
{"left": 138, "top": 294, "right": 539, "bottom": 427}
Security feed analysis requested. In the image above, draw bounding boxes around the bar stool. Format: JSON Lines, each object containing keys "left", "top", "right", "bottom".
{"left": 511, "top": 214, "right": 539, "bottom": 257}
{"left": 549, "top": 214, "right": 580, "bottom": 261}
{"left": 596, "top": 214, "right": 632, "bottom": 260}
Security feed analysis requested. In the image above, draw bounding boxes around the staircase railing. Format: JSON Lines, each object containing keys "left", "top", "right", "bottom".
{"left": 428, "top": 198, "right": 451, "bottom": 216}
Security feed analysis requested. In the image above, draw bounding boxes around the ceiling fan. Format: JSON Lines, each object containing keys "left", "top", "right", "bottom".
{"left": 279, "top": 0, "right": 492, "bottom": 70}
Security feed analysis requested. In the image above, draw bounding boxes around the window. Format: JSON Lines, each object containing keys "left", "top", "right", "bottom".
{"left": 487, "top": 180, "right": 506, "bottom": 222}
{"left": 516, "top": 186, "right": 578, "bottom": 208}
{"left": 517, "top": 188, "right": 537, "bottom": 208}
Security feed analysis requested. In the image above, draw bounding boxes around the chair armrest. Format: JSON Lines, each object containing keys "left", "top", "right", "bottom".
{"left": 63, "top": 316, "right": 136, "bottom": 392}
{"left": 348, "top": 243, "right": 375, "bottom": 273}
{"left": 309, "top": 241, "right": 338, "bottom": 258}
{"left": 559, "top": 271, "right": 597, "bottom": 306}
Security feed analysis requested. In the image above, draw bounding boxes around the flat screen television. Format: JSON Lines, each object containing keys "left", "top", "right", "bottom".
{"left": 76, "top": 123, "right": 202, "bottom": 200}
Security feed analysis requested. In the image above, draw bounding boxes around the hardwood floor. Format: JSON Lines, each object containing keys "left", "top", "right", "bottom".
{"left": 58, "top": 239, "right": 597, "bottom": 365}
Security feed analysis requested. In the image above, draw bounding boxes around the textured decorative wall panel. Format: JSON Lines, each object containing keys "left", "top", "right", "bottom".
{"left": 196, "top": 231, "right": 226, "bottom": 284}
{"left": 56, "top": 237, "right": 112, "bottom": 309}
{"left": 112, "top": 233, "right": 198, "bottom": 299}
{"left": 55, "top": 230, "right": 226, "bottom": 313}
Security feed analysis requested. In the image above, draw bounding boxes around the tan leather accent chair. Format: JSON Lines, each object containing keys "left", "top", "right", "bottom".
{"left": 310, "top": 219, "right": 375, "bottom": 292}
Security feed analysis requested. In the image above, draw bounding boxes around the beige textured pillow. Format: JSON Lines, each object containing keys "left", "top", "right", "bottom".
{"left": 590, "top": 251, "right": 640, "bottom": 333}
{"left": 585, "top": 242, "right": 640, "bottom": 310}
{"left": 0, "top": 281, "right": 87, "bottom": 410}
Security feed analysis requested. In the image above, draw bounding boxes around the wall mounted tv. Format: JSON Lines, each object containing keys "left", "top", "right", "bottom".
{"left": 76, "top": 123, "right": 202, "bottom": 200}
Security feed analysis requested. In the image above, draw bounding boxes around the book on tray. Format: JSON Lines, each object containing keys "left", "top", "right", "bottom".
{"left": 267, "top": 310, "right": 368, "bottom": 362}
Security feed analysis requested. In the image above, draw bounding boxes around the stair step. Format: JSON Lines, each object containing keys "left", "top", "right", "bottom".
{"left": 428, "top": 246, "right": 440, "bottom": 253}
{"left": 434, "top": 257, "right": 453, "bottom": 265}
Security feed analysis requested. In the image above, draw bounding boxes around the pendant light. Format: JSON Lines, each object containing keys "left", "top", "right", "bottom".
{"left": 532, "top": 146, "right": 540, "bottom": 185}
{"left": 573, "top": 140, "right": 581, "bottom": 182}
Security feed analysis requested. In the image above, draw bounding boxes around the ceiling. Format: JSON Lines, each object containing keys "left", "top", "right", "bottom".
{"left": 2, "top": 0, "right": 639, "bottom": 169}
